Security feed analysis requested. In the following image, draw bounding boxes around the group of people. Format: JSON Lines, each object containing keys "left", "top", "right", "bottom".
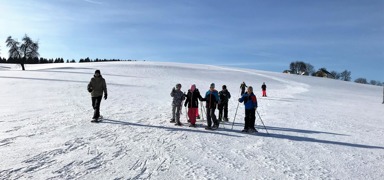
{"left": 85, "top": 69, "right": 268, "bottom": 133}
{"left": 170, "top": 83, "right": 231, "bottom": 130}
{"left": 171, "top": 81, "right": 267, "bottom": 132}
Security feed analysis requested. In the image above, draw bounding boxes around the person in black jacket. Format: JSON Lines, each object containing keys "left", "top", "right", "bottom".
{"left": 87, "top": 70, "right": 107, "bottom": 122}
{"left": 218, "top": 85, "right": 231, "bottom": 121}
{"left": 261, "top": 82, "right": 267, "bottom": 97}
{"left": 184, "top": 84, "right": 203, "bottom": 127}
{"left": 240, "top": 82, "right": 247, "bottom": 95}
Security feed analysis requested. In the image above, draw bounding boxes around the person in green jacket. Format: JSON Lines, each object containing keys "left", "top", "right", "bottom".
{"left": 87, "top": 70, "right": 108, "bottom": 121}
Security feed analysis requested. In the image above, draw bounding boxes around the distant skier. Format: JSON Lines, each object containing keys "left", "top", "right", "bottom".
{"left": 170, "top": 83, "right": 185, "bottom": 126}
{"left": 240, "top": 82, "right": 247, "bottom": 95}
{"left": 261, "top": 82, "right": 267, "bottom": 97}
{"left": 184, "top": 84, "right": 203, "bottom": 127}
{"left": 218, "top": 85, "right": 231, "bottom": 122}
{"left": 87, "top": 70, "right": 107, "bottom": 122}
{"left": 201, "top": 83, "right": 220, "bottom": 130}
{"left": 238, "top": 86, "right": 258, "bottom": 133}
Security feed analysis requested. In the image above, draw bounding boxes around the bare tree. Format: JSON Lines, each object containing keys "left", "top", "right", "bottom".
{"left": 355, "top": 78, "right": 368, "bottom": 84}
{"left": 370, "top": 80, "right": 377, "bottom": 85}
{"left": 5, "top": 34, "right": 39, "bottom": 70}
{"left": 331, "top": 71, "right": 341, "bottom": 79}
{"left": 289, "top": 61, "right": 307, "bottom": 75}
{"left": 305, "top": 63, "right": 315, "bottom": 76}
{"left": 340, "top": 70, "right": 351, "bottom": 81}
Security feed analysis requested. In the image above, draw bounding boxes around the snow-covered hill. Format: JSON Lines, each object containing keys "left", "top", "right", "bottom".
{"left": 0, "top": 62, "right": 383, "bottom": 180}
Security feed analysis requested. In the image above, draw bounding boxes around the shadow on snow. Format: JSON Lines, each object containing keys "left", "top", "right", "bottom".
{"left": 0, "top": 76, "right": 141, "bottom": 87}
{"left": 222, "top": 124, "right": 383, "bottom": 149}
{"left": 100, "top": 119, "right": 243, "bottom": 138}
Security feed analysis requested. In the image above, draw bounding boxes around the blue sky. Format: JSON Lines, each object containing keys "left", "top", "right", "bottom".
{"left": 0, "top": 0, "right": 383, "bottom": 81}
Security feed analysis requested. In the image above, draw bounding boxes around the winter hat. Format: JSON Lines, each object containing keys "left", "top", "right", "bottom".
{"left": 222, "top": 85, "right": 227, "bottom": 89}
{"left": 191, "top": 84, "right": 196, "bottom": 92}
{"left": 95, "top": 70, "right": 101, "bottom": 74}
{"left": 210, "top": 83, "right": 215, "bottom": 88}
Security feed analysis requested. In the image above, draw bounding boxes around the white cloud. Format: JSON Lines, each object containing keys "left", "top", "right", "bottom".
{"left": 84, "top": 0, "right": 103, "bottom": 5}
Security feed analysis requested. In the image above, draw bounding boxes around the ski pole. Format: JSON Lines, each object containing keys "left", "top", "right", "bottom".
{"left": 185, "top": 107, "right": 188, "bottom": 122}
{"left": 257, "top": 111, "right": 269, "bottom": 134}
{"left": 231, "top": 88, "right": 242, "bottom": 130}
{"left": 200, "top": 101, "right": 204, "bottom": 121}
{"left": 231, "top": 102, "right": 240, "bottom": 130}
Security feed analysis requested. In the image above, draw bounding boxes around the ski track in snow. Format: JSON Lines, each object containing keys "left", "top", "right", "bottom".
{"left": 0, "top": 62, "right": 383, "bottom": 179}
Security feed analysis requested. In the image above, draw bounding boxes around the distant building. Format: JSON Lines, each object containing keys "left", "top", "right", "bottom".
{"left": 283, "top": 70, "right": 292, "bottom": 74}
{"left": 315, "top": 69, "right": 334, "bottom": 78}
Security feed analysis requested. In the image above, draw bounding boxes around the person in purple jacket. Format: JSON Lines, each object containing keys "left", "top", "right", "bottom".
{"left": 238, "top": 86, "right": 258, "bottom": 133}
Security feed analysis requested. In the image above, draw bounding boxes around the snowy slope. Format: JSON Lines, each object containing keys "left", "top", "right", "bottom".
{"left": 0, "top": 62, "right": 383, "bottom": 180}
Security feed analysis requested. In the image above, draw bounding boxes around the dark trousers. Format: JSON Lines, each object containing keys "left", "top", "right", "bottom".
{"left": 218, "top": 103, "right": 228, "bottom": 120}
{"left": 92, "top": 96, "right": 102, "bottom": 119}
{"left": 244, "top": 109, "right": 256, "bottom": 130}
{"left": 206, "top": 108, "right": 218, "bottom": 127}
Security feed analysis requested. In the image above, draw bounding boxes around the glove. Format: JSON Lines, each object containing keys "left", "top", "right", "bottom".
{"left": 104, "top": 94, "right": 108, "bottom": 100}
{"left": 87, "top": 86, "right": 93, "bottom": 93}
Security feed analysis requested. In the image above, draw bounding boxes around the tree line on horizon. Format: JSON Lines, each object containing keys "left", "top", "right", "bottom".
{"left": 0, "top": 34, "right": 139, "bottom": 70}
{"left": 0, "top": 35, "right": 381, "bottom": 86}
{"left": 285, "top": 61, "right": 383, "bottom": 86}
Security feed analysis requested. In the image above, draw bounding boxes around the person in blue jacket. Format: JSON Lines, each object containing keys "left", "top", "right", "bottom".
{"left": 201, "top": 83, "right": 220, "bottom": 130}
{"left": 238, "top": 86, "right": 258, "bottom": 133}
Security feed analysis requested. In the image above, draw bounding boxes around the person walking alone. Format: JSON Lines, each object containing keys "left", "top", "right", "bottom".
{"left": 87, "top": 70, "right": 107, "bottom": 122}
{"left": 240, "top": 82, "right": 247, "bottom": 96}
{"left": 261, "top": 82, "right": 267, "bottom": 97}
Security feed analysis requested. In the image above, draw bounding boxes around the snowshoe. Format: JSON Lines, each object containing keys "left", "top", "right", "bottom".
{"left": 91, "top": 115, "right": 103, "bottom": 123}
{"left": 91, "top": 119, "right": 101, "bottom": 123}
{"left": 174, "top": 122, "right": 182, "bottom": 126}
{"left": 205, "top": 126, "right": 212, "bottom": 130}
{"left": 189, "top": 124, "right": 196, "bottom": 127}
{"left": 241, "top": 129, "right": 249, "bottom": 133}
{"left": 248, "top": 129, "right": 258, "bottom": 133}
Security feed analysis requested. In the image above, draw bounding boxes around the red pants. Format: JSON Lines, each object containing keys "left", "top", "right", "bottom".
{"left": 188, "top": 108, "right": 198, "bottom": 125}
{"left": 262, "top": 90, "right": 267, "bottom": 97}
